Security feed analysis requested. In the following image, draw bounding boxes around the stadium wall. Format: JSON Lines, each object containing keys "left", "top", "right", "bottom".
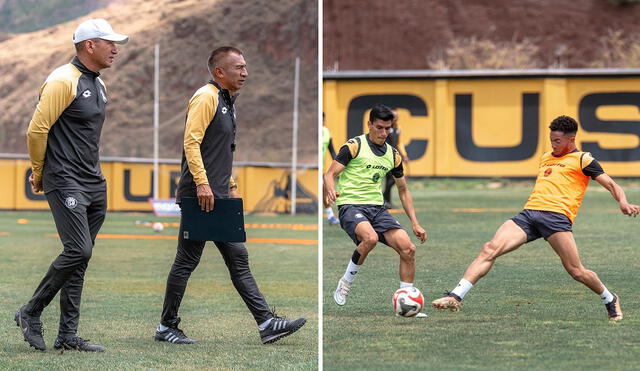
{"left": 323, "top": 69, "right": 640, "bottom": 177}
{"left": 0, "top": 156, "right": 317, "bottom": 213}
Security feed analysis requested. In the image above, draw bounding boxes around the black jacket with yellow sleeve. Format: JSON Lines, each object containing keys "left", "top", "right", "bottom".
{"left": 176, "top": 80, "right": 238, "bottom": 202}
{"left": 26, "top": 57, "right": 108, "bottom": 193}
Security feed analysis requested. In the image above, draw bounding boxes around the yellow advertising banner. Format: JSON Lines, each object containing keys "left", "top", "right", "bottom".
{"left": 234, "top": 166, "right": 318, "bottom": 214}
{"left": 0, "top": 159, "right": 317, "bottom": 213}
{"left": 323, "top": 75, "right": 640, "bottom": 177}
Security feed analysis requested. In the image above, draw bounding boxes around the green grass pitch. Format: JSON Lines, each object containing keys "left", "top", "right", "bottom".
{"left": 0, "top": 211, "right": 317, "bottom": 370}
{"left": 323, "top": 179, "right": 640, "bottom": 370}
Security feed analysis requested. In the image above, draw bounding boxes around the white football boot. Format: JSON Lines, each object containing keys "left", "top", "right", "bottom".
{"left": 333, "top": 278, "right": 351, "bottom": 306}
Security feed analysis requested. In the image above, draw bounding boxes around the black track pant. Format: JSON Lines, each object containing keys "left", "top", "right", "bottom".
{"left": 23, "top": 190, "right": 106, "bottom": 337}
{"left": 161, "top": 218, "right": 272, "bottom": 328}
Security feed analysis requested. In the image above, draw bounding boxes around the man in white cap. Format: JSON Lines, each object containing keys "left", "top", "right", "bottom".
{"left": 15, "top": 18, "right": 128, "bottom": 352}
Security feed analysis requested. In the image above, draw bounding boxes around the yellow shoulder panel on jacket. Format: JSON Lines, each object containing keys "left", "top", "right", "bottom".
{"left": 184, "top": 84, "right": 219, "bottom": 186}
{"left": 27, "top": 63, "right": 81, "bottom": 183}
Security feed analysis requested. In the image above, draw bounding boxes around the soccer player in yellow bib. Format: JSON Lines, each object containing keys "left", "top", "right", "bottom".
{"left": 324, "top": 104, "right": 427, "bottom": 315}
{"left": 432, "top": 115, "right": 639, "bottom": 321}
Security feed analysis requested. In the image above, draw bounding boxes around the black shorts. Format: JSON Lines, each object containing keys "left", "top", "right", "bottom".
{"left": 338, "top": 204, "right": 403, "bottom": 246}
{"left": 511, "top": 209, "right": 572, "bottom": 242}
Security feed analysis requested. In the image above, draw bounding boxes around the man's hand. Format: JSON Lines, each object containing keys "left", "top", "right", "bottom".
{"left": 323, "top": 161, "right": 346, "bottom": 208}
{"left": 196, "top": 184, "right": 214, "bottom": 212}
{"left": 29, "top": 172, "right": 43, "bottom": 193}
{"left": 620, "top": 202, "right": 640, "bottom": 217}
{"left": 324, "top": 189, "right": 339, "bottom": 207}
{"left": 229, "top": 187, "right": 241, "bottom": 199}
{"left": 412, "top": 223, "right": 427, "bottom": 244}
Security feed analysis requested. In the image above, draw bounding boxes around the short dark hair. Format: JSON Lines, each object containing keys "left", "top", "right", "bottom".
{"left": 549, "top": 115, "right": 578, "bottom": 135}
{"left": 207, "top": 46, "right": 243, "bottom": 75}
{"left": 369, "top": 104, "right": 395, "bottom": 123}
{"left": 74, "top": 38, "right": 100, "bottom": 52}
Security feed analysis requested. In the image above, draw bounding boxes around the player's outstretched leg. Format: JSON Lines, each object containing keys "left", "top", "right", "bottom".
{"left": 547, "top": 231, "right": 623, "bottom": 321}
{"left": 432, "top": 220, "right": 527, "bottom": 312}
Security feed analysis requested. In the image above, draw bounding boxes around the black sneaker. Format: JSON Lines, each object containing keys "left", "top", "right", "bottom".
{"left": 155, "top": 326, "right": 198, "bottom": 344}
{"left": 259, "top": 309, "right": 307, "bottom": 344}
{"left": 14, "top": 306, "right": 46, "bottom": 351}
{"left": 605, "top": 293, "right": 623, "bottom": 321}
{"left": 53, "top": 335, "right": 105, "bottom": 352}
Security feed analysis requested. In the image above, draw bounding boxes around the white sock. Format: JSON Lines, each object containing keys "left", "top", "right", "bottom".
{"left": 259, "top": 318, "right": 272, "bottom": 330}
{"left": 342, "top": 260, "right": 360, "bottom": 283}
{"left": 600, "top": 286, "right": 614, "bottom": 304}
{"left": 158, "top": 324, "right": 168, "bottom": 331}
{"left": 451, "top": 278, "right": 474, "bottom": 299}
{"left": 400, "top": 281, "right": 413, "bottom": 288}
{"left": 325, "top": 207, "right": 335, "bottom": 219}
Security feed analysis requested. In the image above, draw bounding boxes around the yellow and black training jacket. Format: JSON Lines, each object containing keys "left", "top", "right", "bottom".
{"left": 26, "top": 57, "right": 108, "bottom": 193}
{"left": 176, "top": 80, "right": 238, "bottom": 202}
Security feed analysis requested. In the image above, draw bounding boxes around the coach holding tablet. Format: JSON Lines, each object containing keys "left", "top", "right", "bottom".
{"left": 155, "top": 46, "right": 306, "bottom": 345}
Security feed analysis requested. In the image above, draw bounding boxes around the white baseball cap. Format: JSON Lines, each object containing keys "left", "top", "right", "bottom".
{"left": 73, "top": 18, "right": 129, "bottom": 44}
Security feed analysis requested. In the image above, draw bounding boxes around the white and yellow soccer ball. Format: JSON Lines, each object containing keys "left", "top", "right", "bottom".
{"left": 152, "top": 222, "right": 164, "bottom": 232}
{"left": 392, "top": 287, "right": 424, "bottom": 317}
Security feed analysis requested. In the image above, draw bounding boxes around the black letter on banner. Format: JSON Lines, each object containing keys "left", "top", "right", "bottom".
{"left": 579, "top": 92, "right": 640, "bottom": 161}
{"left": 25, "top": 169, "right": 46, "bottom": 201}
{"left": 346, "top": 95, "right": 428, "bottom": 160}
{"left": 124, "top": 169, "right": 153, "bottom": 202}
{"left": 169, "top": 171, "right": 181, "bottom": 198}
{"left": 455, "top": 93, "right": 539, "bottom": 161}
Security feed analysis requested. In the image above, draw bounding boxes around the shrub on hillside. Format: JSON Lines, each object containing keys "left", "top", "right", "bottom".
{"left": 590, "top": 29, "right": 640, "bottom": 67}
{"left": 427, "top": 36, "right": 540, "bottom": 70}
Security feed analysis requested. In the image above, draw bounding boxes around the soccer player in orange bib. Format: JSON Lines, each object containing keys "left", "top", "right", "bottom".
{"left": 432, "top": 115, "right": 639, "bottom": 321}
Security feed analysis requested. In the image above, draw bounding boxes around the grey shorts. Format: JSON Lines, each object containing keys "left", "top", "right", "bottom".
{"left": 511, "top": 209, "right": 572, "bottom": 242}
{"left": 338, "top": 204, "right": 403, "bottom": 246}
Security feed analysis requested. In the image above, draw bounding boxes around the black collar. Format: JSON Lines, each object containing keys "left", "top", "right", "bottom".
{"left": 209, "top": 80, "right": 238, "bottom": 104}
{"left": 71, "top": 56, "right": 100, "bottom": 78}
{"left": 365, "top": 133, "right": 387, "bottom": 156}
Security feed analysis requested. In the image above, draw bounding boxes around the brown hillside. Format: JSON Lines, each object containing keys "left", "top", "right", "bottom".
{"left": 0, "top": 0, "right": 318, "bottom": 163}
{"left": 323, "top": 0, "right": 640, "bottom": 70}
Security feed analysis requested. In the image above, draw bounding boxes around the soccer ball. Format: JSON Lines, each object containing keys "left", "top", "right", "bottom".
{"left": 392, "top": 287, "right": 424, "bottom": 317}
{"left": 152, "top": 222, "right": 164, "bottom": 232}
